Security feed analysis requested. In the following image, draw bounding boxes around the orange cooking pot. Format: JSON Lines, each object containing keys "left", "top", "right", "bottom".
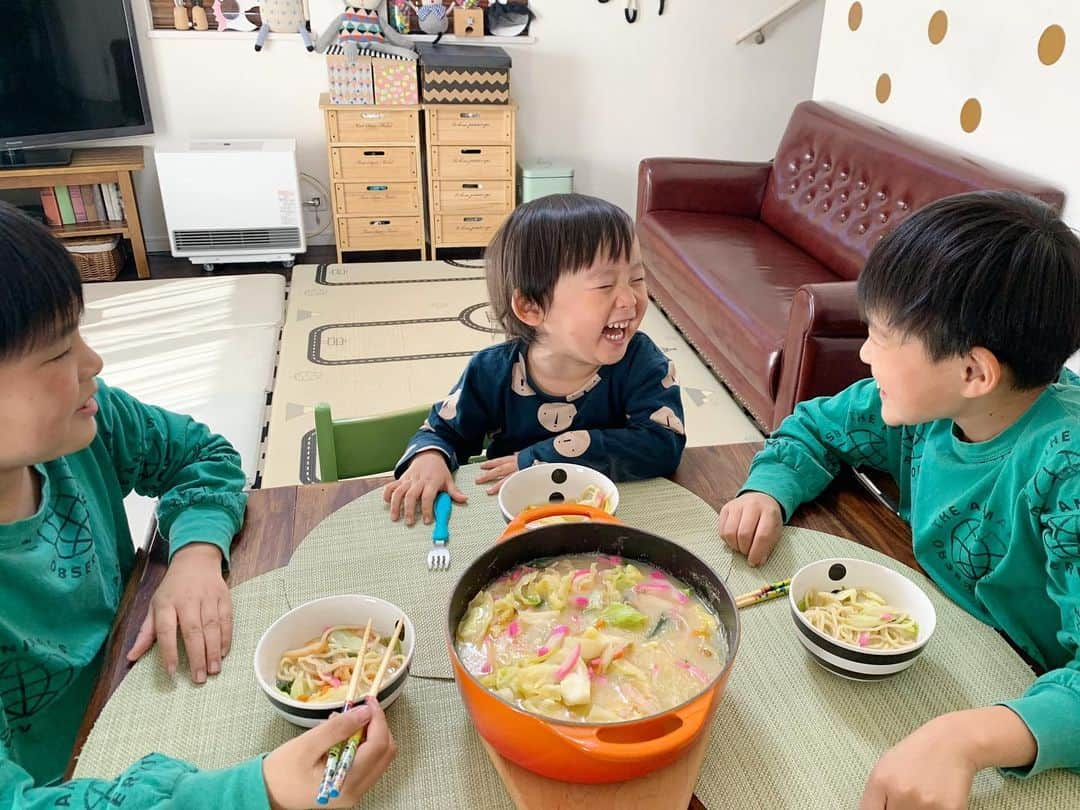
{"left": 446, "top": 504, "right": 740, "bottom": 784}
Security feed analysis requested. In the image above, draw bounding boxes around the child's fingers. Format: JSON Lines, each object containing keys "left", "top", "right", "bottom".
{"left": 126, "top": 611, "right": 157, "bottom": 662}
{"left": 401, "top": 483, "right": 422, "bottom": 527}
{"left": 201, "top": 599, "right": 223, "bottom": 677}
{"left": 219, "top": 595, "right": 234, "bottom": 659}
{"left": 717, "top": 504, "right": 738, "bottom": 549}
{"left": 382, "top": 479, "right": 400, "bottom": 505}
{"left": 176, "top": 602, "right": 208, "bottom": 684}
{"left": 301, "top": 705, "right": 373, "bottom": 765}
{"left": 735, "top": 506, "right": 761, "bottom": 558}
{"left": 447, "top": 481, "right": 469, "bottom": 503}
{"left": 388, "top": 482, "right": 407, "bottom": 521}
{"left": 747, "top": 509, "right": 781, "bottom": 567}
{"left": 420, "top": 483, "right": 438, "bottom": 524}
{"left": 339, "top": 702, "right": 395, "bottom": 800}
{"left": 153, "top": 604, "right": 180, "bottom": 675}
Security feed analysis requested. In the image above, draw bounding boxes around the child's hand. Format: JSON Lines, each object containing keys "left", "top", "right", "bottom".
{"left": 861, "top": 708, "right": 1035, "bottom": 810}
{"left": 127, "top": 542, "right": 231, "bottom": 684}
{"left": 717, "top": 492, "right": 783, "bottom": 566}
{"left": 382, "top": 449, "right": 468, "bottom": 526}
{"left": 475, "top": 453, "right": 519, "bottom": 495}
{"left": 263, "top": 700, "right": 396, "bottom": 810}
{"left": 859, "top": 714, "right": 979, "bottom": 810}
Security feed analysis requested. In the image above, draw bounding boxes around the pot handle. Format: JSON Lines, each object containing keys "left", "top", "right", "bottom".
{"left": 499, "top": 504, "right": 621, "bottom": 542}
{"left": 547, "top": 698, "right": 711, "bottom": 762}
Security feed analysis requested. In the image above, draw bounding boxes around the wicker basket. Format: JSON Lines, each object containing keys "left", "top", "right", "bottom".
{"left": 66, "top": 236, "right": 125, "bottom": 282}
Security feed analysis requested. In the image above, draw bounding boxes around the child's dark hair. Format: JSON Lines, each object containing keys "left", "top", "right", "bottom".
{"left": 857, "top": 190, "right": 1080, "bottom": 389}
{"left": 0, "top": 201, "right": 83, "bottom": 361}
{"left": 486, "top": 193, "right": 634, "bottom": 342}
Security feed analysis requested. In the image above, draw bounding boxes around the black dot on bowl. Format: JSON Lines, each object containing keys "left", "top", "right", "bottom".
{"left": 828, "top": 563, "right": 847, "bottom": 581}
{"left": 551, "top": 468, "right": 568, "bottom": 484}
{"left": 548, "top": 492, "right": 565, "bottom": 503}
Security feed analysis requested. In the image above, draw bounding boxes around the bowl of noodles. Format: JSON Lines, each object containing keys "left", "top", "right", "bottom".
{"left": 498, "top": 463, "right": 618, "bottom": 524}
{"left": 788, "top": 558, "right": 936, "bottom": 680}
{"left": 254, "top": 595, "right": 415, "bottom": 727}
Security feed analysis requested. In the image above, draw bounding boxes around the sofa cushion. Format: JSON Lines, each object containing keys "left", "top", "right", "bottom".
{"left": 638, "top": 210, "right": 840, "bottom": 400}
{"left": 760, "top": 101, "right": 1066, "bottom": 281}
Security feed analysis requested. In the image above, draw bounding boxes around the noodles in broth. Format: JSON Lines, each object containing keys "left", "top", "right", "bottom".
{"left": 276, "top": 625, "right": 404, "bottom": 703}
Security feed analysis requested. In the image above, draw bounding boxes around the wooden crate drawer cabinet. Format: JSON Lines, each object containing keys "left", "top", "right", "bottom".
{"left": 427, "top": 108, "right": 513, "bottom": 145}
{"left": 432, "top": 180, "right": 514, "bottom": 213}
{"left": 336, "top": 182, "right": 421, "bottom": 216}
{"left": 424, "top": 102, "right": 517, "bottom": 255}
{"left": 332, "top": 146, "right": 418, "bottom": 182}
{"left": 431, "top": 145, "right": 513, "bottom": 180}
{"left": 327, "top": 108, "right": 419, "bottom": 145}
{"left": 321, "top": 95, "right": 426, "bottom": 261}
{"left": 339, "top": 216, "right": 423, "bottom": 250}
{"left": 434, "top": 212, "right": 509, "bottom": 246}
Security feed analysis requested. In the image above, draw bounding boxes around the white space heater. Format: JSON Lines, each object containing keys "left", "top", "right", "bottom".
{"left": 156, "top": 139, "right": 305, "bottom": 272}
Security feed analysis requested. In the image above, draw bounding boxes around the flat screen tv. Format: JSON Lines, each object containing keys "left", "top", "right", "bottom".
{"left": 0, "top": 0, "right": 153, "bottom": 167}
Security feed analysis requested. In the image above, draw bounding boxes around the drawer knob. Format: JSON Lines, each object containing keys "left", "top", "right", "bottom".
{"left": 461, "top": 148, "right": 482, "bottom": 155}
{"left": 459, "top": 112, "right": 480, "bottom": 119}
{"left": 363, "top": 150, "right": 386, "bottom": 156}
{"left": 464, "top": 217, "right": 483, "bottom": 223}
{"left": 462, "top": 183, "right": 482, "bottom": 189}
{"left": 361, "top": 113, "right": 383, "bottom": 120}
{"left": 371, "top": 219, "right": 391, "bottom": 226}
{"left": 366, "top": 185, "right": 389, "bottom": 192}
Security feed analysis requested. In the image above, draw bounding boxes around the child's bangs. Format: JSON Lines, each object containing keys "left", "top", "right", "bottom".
{"left": 0, "top": 205, "right": 84, "bottom": 361}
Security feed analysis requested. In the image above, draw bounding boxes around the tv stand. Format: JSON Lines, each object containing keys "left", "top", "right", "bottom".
{"left": 0, "top": 146, "right": 149, "bottom": 278}
{"left": 1, "top": 147, "right": 73, "bottom": 168}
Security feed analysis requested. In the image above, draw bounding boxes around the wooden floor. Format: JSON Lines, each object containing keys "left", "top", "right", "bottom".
{"left": 117, "top": 245, "right": 484, "bottom": 281}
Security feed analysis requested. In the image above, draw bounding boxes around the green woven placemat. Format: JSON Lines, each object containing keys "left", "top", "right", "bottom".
{"left": 283, "top": 463, "right": 733, "bottom": 679}
{"left": 695, "top": 527, "right": 1080, "bottom": 808}
{"left": 74, "top": 569, "right": 514, "bottom": 809}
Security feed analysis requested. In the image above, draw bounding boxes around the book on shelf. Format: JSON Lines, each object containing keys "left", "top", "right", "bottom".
{"left": 39, "top": 188, "right": 61, "bottom": 226}
{"left": 69, "top": 185, "right": 87, "bottom": 223}
{"left": 102, "top": 183, "right": 123, "bottom": 221}
{"left": 92, "top": 185, "right": 108, "bottom": 223}
{"left": 54, "top": 186, "right": 75, "bottom": 225}
{"left": 80, "top": 185, "right": 99, "bottom": 221}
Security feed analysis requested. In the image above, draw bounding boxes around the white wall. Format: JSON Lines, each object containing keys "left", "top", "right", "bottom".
{"left": 114, "top": 0, "right": 825, "bottom": 251}
{"left": 814, "top": 0, "right": 1079, "bottom": 227}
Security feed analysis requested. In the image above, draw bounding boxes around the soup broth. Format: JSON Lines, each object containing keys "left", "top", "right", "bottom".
{"left": 455, "top": 554, "right": 726, "bottom": 723}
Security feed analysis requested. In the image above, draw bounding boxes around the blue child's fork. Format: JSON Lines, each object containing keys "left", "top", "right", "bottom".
{"left": 427, "top": 491, "right": 452, "bottom": 571}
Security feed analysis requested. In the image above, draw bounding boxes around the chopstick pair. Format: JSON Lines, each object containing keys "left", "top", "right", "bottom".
{"left": 315, "top": 618, "right": 404, "bottom": 805}
{"left": 735, "top": 578, "right": 791, "bottom": 609}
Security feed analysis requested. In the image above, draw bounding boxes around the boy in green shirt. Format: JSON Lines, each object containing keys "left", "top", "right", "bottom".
{"left": 720, "top": 191, "right": 1080, "bottom": 807}
{"left": 0, "top": 203, "right": 394, "bottom": 807}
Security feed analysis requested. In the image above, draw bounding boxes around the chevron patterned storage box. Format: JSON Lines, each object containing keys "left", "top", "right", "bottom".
{"left": 416, "top": 43, "right": 511, "bottom": 104}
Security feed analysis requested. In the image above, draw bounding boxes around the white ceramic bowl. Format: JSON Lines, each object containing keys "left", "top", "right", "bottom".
{"left": 254, "top": 595, "right": 415, "bottom": 727}
{"left": 497, "top": 462, "right": 619, "bottom": 523}
{"left": 788, "top": 558, "right": 936, "bottom": 680}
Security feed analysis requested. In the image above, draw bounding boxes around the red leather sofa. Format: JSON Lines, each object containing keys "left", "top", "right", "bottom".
{"left": 637, "top": 101, "right": 1064, "bottom": 432}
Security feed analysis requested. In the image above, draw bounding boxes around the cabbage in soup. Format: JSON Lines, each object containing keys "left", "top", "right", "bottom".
{"left": 455, "top": 554, "right": 726, "bottom": 723}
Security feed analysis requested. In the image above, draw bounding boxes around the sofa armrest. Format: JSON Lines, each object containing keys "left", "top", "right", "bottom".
{"left": 770, "top": 281, "right": 870, "bottom": 431}
{"left": 636, "top": 158, "right": 773, "bottom": 220}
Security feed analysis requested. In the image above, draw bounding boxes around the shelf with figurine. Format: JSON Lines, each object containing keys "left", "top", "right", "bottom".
{"left": 147, "top": 1, "right": 535, "bottom": 44}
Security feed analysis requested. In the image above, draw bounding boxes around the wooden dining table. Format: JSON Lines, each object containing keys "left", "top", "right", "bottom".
{"left": 70, "top": 442, "right": 914, "bottom": 807}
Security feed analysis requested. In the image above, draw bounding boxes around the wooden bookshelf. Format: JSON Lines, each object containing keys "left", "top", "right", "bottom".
{"left": 0, "top": 146, "right": 150, "bottom": 279}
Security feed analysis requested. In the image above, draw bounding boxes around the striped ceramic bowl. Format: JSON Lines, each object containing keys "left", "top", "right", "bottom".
{"left": 254, "top": 595, "right": 414, "bottom": 727}
{"left": 788, "top": 558, "right": 936, "bottom": 680}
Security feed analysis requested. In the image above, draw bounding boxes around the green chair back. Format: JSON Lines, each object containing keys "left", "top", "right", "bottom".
{"left": 314, "top": 402, "right": 431, "bottom": 482}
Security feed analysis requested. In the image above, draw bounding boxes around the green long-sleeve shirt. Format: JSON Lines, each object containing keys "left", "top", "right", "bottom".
{"left": 0, "top": 380, "right": 269, "bottom": 808}
{"left": 743, "top": 375, "right": 1080, "bottom": 778}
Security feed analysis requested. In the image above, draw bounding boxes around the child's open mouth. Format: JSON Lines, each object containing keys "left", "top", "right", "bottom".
{"left": 603, "top": 320, "right": 631, "bottom": 342}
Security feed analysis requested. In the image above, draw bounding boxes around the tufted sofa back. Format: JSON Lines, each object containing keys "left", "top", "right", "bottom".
{"left": 759, "top": 101, "right": 1065, "bottom": 281}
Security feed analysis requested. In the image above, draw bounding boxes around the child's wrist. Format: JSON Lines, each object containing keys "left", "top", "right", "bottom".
{"left": 171, "top": 541, "right": 224, "bottom": 567}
